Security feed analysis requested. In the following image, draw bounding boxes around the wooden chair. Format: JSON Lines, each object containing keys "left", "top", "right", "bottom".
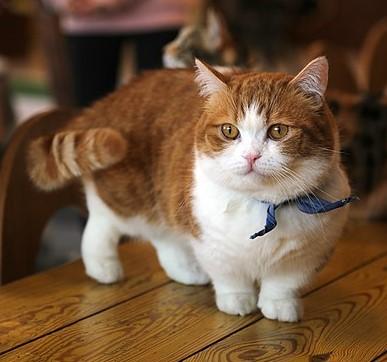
{"left": 0, "top": 109, "right": 85, "bottom": 285}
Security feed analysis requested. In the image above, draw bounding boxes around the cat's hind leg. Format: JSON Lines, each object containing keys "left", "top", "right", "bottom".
{"left": 81, "top": 213, "right": 124, "bottom": 284}
{"left": 151, "top": 237, "right": 210, "bottom": 286}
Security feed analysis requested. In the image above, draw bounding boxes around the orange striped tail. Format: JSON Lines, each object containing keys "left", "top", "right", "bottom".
{"left": 27, "top": 128, "right": 127, "bottom": 191}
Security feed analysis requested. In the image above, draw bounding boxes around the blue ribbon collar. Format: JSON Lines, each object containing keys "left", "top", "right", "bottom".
{"left": 250, "top": 195, "right": 358, "bottom": 239}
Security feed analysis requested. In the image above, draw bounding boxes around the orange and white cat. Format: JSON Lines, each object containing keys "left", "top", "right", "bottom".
{"left": 28, "top": 57, "right": 350, "bottom": 322}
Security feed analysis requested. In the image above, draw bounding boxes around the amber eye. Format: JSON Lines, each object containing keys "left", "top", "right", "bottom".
{"left": 221, "top": 123, "right": 240, "bottom": 140}
{"left": 268, "top": 124, "right": 289, "bottom": 140}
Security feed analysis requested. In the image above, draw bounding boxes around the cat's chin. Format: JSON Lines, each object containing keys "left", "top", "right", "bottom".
{"left": 226, "top": 173, "right": 285, "bottom": 197}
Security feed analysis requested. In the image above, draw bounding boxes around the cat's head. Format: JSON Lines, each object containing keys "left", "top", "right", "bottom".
{"left": 163, "top": 8, "right": 238, "bottom": 69}
{"left": 194, "top": 57, "right": 339, "bottom": 203}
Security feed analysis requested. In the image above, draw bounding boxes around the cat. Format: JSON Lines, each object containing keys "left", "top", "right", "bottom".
{"left": 163, "top": 7, "right": 240, "bottom": 69}
{"left": 163, "top": 1, "right": 317, "bottom": 73}
{"left": 27, "top": 56, "right": 351, "bottom": 322}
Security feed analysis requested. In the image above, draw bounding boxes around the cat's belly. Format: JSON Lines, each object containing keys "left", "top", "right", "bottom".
{"left": 83, "top": 180, "right": 189, "bottom": 242}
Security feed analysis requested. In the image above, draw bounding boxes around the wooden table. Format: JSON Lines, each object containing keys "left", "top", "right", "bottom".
{"left": 0, "top": 221, "right": 386, "bottom": 361}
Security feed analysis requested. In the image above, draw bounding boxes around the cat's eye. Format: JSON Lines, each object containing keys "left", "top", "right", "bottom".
{"left": 221, "top": 123, "right": 239, "bottom": 140}
{"left": 268, "top": 124, "right": 288, "bottom": 140}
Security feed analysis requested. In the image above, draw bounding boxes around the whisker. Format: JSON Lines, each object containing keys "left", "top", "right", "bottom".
{"left": 280, "top": 164, "right": 337, "bottom": 201}
{"left": 316, "top": 147, "right": 344, "bottom": 155}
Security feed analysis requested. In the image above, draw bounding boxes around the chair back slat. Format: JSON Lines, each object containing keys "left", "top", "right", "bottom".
{"left": 0, "top": 110, "right": 84, "bottom": 285}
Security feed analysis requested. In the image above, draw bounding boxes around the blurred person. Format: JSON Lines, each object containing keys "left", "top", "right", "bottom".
{"left": 44, "top": 0, "right": 198, "bottom": 106}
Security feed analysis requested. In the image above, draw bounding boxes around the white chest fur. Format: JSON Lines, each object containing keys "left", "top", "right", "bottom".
{"left": 191, "top": 160, "right": 349, "bottom": 280}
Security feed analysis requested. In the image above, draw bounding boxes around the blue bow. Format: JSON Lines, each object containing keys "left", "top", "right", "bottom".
{"left": 250, "top": 195, "right": 358, "bottom": 239}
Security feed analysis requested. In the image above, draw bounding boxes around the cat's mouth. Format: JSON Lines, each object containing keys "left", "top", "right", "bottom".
{"left": 241, "top": 166, "right": 269, "bottom": 178}
{"left": 239, "top": 163, "right": 284, "bottom": 181}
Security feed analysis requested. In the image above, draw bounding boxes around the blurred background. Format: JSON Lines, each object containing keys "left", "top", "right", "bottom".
{"left": 0, "top": 0, "right": 386, "bottom": 272}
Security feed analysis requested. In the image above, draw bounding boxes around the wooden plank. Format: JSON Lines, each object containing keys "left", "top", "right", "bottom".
{"left": 1, "top": 222, "right": 386, "bottom": 361}
{"left": 187, "top": 255, "right": 387, "bottom": 362}
{"left": 0, "top": 284, "right": 257, "bottom": 362}
{"left": 0, "top": 241, "right": 168, "bottom": 354}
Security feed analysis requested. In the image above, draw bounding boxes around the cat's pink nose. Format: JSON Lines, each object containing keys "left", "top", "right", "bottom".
{"left": 243, "top": 153, "right": 261, "bottom": 167}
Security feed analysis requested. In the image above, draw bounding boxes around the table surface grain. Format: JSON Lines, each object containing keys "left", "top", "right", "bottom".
{"left": 0, "top": 221, "right": 386, "bottom": 361}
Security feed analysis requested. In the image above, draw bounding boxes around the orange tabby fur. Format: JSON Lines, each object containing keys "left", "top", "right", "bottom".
{"left": 29, "top": 70, "right": 204, "bottom": 235}
{"left": 28, "top": 64, "right": 338, "bottom": 236}
{"left": 28, "top": 128, "right": 127, "bottom": 191}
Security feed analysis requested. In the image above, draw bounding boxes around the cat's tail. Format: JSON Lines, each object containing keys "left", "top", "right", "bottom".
{"left": 27, "top": 128, "right": 128, "bottom": 191}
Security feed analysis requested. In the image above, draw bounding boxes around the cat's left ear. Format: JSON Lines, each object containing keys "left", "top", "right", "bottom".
{"left": 290, "top": 56, "right": 328, "bottom": 97}
{"left": 195, "top": 58, "right": 228, "bottom": 97}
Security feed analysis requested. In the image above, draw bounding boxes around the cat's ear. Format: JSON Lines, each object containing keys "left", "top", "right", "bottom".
{"left": 205, "top": 9, "right": 222, "bottom": 50}
{"left": 195, "top": 58, "right": 228, "bottom": 97}
{"left": 290, "top": 56, "right": 328, "bottom": 97}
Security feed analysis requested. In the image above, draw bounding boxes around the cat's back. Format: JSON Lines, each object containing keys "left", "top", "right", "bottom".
{"left": 72, "top": 69, "right": 204, "bottom": 134}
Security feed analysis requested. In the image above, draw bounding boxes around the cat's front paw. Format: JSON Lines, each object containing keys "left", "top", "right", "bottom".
{"left": 258, "top": 295, "right": 303, "bottom": 322}
{"left": 84, "top": 255, "right": 124, "bottom": 284}
{"left": 216, "top": 293, "right": 258, "bottom": 316}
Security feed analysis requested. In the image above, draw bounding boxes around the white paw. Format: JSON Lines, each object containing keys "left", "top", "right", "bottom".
{"left": 216, "top": 293, "right": 258, "bottom": 316}
{"left": 84, "top": 255, "right": 124, "bottom": 284}
{"left": 163, "top": 260, "right": 210, "bottom": 286}
{"left": 258, "top": 295, "right": 303, "bottom": 322}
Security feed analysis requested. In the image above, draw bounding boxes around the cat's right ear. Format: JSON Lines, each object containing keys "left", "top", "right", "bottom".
{"left": 195, "top": 58, "right": 228, "bottom": 97}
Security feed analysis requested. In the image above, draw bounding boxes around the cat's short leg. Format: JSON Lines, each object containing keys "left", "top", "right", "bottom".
{"left": 152, "top": 238, "right": 210, "bottom": 285}
{"left": 212, "top": 276, "right": 258, "bottom": 316}
{"left": 258, "top": 268, "right": 309, "bottom": 322}
{"left": 81, "top": 214, "right": 123, "bottom": 284}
